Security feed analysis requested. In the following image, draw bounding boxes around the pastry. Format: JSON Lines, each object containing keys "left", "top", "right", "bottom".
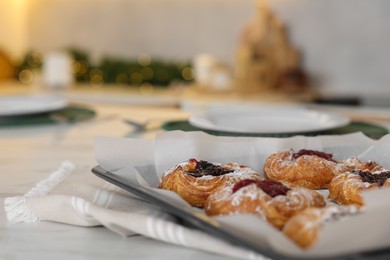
{"left": 283, "top": 205, "right": 359, "bottom": 249}
{"left": 263, "top": 149, "right": 362, "bottom": 189}
{"left": 204, "top": 179, "right": 326, "bottom": 229}
{"left": 158, "top": 158, "right": 261, "bottom": 208}
{"left": 329, "top": 168, "right": 390, "bottom": 206}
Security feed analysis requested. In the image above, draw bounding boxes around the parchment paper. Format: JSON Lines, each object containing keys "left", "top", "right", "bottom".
{"left": 94, "top": 130, "right": 390, "bottom": 258}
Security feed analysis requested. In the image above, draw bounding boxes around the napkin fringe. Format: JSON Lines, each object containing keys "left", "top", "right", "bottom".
{"left": 25, "top": 160, "right": 76, "bottom": 197}
{"left": 4, "top": 196, "right": 39, "bottom": 223}
{"left": 4, "top": 160, "right": 76, "bottom": 223}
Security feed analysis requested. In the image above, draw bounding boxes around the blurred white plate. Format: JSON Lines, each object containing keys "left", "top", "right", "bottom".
{"left": 189, "top": 107, "right": 350, "bottom": 134}
{"left": 0, "top": 95, "right": 67, "bottom": 116}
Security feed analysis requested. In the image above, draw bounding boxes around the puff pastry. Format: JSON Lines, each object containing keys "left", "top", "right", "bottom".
{"left": 283, "top": 206, "right": 359, "bottom": 249}
{"left": 329, "top": 168, "right": 390, "bottom": 206}
{"left": 263, "top": 149, "right": 362, "bottom": 189}
{"left": 204, "top": 179, "right": 326, "bottom": 229}
{"left": 159, "top": 159, "right": 261, "bottom": 208}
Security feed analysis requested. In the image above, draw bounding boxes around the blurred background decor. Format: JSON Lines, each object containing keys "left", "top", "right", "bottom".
{"left": 14, "top": 49, "right": 194, "bottom": 88}
{"left": 0, "top": 49, "right": 15, "bottom": 81}
{"left": 1, "top": 0, "right": 390, "bottom": 105}
{"left": 234, "top": 0, "right": 308, "bottom": 94}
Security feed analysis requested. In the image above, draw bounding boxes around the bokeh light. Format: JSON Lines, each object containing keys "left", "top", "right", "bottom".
{"left": 181, "top": 66, "right": 194, "bottom": 80}
{"left": 137, "top": 53, "right": 151, "bottom": 67}
{"left": 89, "top": 69, "right": 104, "bottom": 85}
{"left": 140, "top": 67, "right": 154, "bottom": 80}
{"left": 130, "top": 72, "right": 143, "bottom": 85}
{"left": 73, "top": 60, "right": 88, "bottom": 75}
{"left": 139, "top": 82, "right": 154, "bottom": 95}
{"left": 18, "top": 69, "right": 34, "bottom": 84}
{"left": 116, "top": 73, "right": 129, "bottom": 85}
{"left": 27, "top": 51, "right": 43, "bottom": 68}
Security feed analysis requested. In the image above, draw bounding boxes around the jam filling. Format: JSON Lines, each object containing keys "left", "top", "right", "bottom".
{"left": 353, "top": 170, "right": 390, "bottom": 186}
{"left": 187, "top": 159, "right": 233, "bottom": 177}
{"left": 257, "top": 180, "right": 291, "bottom": 197}
{"left": 232, "top": 179, "right": 258, "bottom": 193}
{"left": 232, "top": 179, "right": 290, "bottom": 197}
{"left": 293, "top": 149, "right": 336, "bottom": 162}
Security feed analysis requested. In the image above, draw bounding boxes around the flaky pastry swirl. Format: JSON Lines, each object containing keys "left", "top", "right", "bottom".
{"left": 329, "top": 168, "right": 390, "bottom": 206}
{"left": 159, "top": 159, "right": 260, "bottom": 208}
{"left": 263, "top": 149, "right": 362, "bottom": 189}
{"left": 283, "top": 206, "right": 359, "bottom": 249}
{"left": 205, "top": 179, "right": 326, "bottom": 229}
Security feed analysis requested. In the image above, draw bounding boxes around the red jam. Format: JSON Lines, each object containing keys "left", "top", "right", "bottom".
{"left": 293, "top": 149, "right": 336, "bottom": 162}
{"left": 354, "top": 170, "right": 390, "bottom": 186}
{"left": 232, "top": 179, "right": 258, "bottom": 193}
{"left": 257, "top": 180, "right": 290, "bottom": 197}
{"left": 232, "top": 179, "right": 290, "bottom": 197}
{"left": 187, "top": 159, "right": 233, "bottom": 177}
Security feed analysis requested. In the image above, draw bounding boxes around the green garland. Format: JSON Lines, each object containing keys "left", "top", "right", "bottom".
{"left": 15, "top": 49, "right": 194, "bottom": 87}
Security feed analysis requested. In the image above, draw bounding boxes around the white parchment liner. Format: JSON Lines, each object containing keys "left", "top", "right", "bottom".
{"left": 94, "top": 130, "right": 390, "bottom": 258}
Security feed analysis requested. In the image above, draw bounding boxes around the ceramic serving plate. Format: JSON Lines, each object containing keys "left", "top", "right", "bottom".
{"left": 189, "top": 107, "right": 350, "bottom": 135}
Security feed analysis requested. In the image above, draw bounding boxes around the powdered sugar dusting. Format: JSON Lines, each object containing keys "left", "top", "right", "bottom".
{"left": 337, "top": 157, "right": 362, "bottom": 172}
{"left": 160, "top": 162, "right": 187, "bottom": 179}
{"left": 204, "top": 162, "right": 258, "bottom": 179}
{"left": 285, "top": 188, "right": 321, "bottom": 208}
{"left": 323, "top": 205, "right": 360, "bottom": 223}
{"left": 345, "top": 173, "right": 372, "bottom": 188}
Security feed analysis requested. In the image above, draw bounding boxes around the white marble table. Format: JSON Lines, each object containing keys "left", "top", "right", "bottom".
{"left": 0, "top": 102, "right": 233, "bottom": 260}
{"left": 1, "top": 98, "right": 390, "bottom": 260}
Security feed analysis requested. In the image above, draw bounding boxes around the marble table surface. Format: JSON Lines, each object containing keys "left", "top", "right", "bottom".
{"left": 0, "top": 102, "right": 231, "bottom": 260}
{"left": 1, "top": 95, "right": 390, "bottom": 260}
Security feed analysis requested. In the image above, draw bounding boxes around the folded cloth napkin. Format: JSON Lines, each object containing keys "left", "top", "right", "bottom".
{"left": 4, "top": 161, "right": 268, "bottom": 260}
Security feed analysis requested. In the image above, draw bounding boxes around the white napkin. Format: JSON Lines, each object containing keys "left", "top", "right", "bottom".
{"left": 4, "top": 161, "right": 268, "bottom": 260}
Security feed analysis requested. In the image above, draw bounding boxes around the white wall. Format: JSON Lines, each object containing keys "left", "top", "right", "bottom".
{"left": 1, "top": 0, "right": 390, "bottom": 98}
{"left": 26, "top": 0, "right": 253, "bottom": 64}
{"left": 271, "top": 0, "right": 390, "bottom": 97}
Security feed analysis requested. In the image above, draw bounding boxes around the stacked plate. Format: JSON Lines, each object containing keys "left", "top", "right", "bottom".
{"left": 0, "top": 94, "right": 67, "bottom": 117}
{"left": 0, "top": 94, "right": 95, "bottom": 127}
